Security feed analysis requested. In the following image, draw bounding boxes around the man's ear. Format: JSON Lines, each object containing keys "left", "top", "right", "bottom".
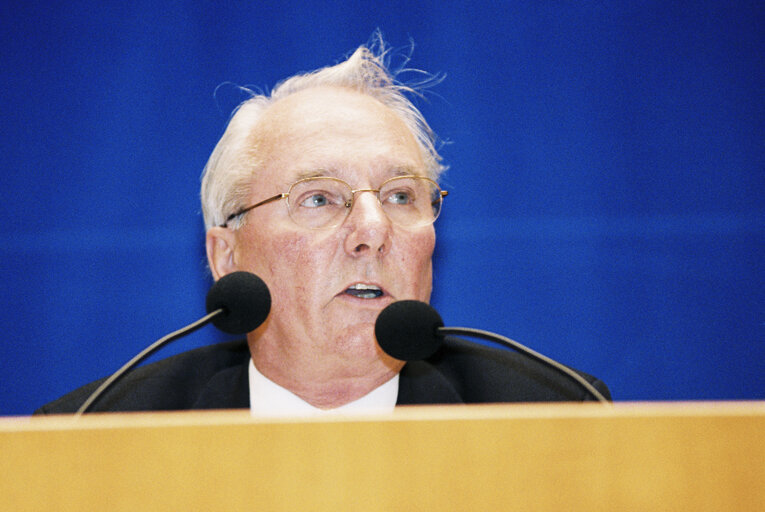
{"left": 206, "top": 226, "right": 238, "bottom": 280}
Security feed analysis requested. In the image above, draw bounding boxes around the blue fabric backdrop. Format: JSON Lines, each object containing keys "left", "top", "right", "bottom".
{"left": 1, "top": 1, "right": 763, "bottom": 415}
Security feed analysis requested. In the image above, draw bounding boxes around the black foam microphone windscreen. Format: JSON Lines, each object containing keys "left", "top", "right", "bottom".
{"left": 374, "top": 300, "right": 444, "bottom": 360}
{"left": 206, "top": 271, "right": 271, "bottom": 334}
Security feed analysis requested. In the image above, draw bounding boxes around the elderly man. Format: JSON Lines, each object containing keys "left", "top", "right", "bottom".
{"left": 38, "top": 42, "right": 609, "bottom": 415}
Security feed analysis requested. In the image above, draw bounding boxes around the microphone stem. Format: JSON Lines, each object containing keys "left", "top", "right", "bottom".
{"left": 439, "top": 327, "right": 610, "bottom": 404}
{"left": 76, "top": 309, "right": 224, "bottom": 415}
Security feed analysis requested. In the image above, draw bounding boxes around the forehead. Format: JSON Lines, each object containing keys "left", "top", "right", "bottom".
{"left": 249, "top": 86, "right": 426, "bottom": 185}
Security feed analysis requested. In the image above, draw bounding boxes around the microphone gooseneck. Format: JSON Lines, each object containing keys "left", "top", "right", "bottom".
{"left": 374, "top": 300, "right": 609, "bottom": 404}
{"left": 77, "top": 271, "right": 271, "bottom": 415}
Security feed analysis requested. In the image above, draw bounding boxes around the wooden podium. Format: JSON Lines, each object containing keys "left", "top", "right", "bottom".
{"left": 2, "top": 402, "right": 763, "bottom": 510}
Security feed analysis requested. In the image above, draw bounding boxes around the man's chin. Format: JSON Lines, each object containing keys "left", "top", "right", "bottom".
{"left": 331, "top": 299, "right": 390, "bottom": 325}
{"left": 332, "top": 323, "right": 381, "bottom": 354}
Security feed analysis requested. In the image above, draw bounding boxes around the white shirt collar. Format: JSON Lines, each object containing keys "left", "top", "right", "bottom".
{"left": 248, "top": 359, "right": 399, "bottom": 418}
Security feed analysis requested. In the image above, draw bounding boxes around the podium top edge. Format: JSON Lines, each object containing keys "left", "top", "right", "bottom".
{"left": 2, "top": 401, "right": 765, "bottom": 432}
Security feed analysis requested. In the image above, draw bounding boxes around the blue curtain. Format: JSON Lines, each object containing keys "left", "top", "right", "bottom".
{"left": 1, "top": 1, "right": 763, "bottom": 414}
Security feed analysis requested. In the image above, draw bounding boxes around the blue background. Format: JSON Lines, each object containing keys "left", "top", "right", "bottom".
{"left": 1, "top": 1, "right": 763, "bottom": 415}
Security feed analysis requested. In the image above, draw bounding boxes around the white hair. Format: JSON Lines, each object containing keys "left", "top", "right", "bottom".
{"left": 200, "top": 38, "right": 445, "bottom": 230}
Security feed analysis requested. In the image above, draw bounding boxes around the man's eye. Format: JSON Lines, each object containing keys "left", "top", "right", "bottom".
{"left": 297, "top": 190, "right": 345, "bottom": 208}
{"left": 300, "top": 192, "right": 330, "bottom": 208}
{"left": 386, "top": 190, "right": 413, "bottom": 205}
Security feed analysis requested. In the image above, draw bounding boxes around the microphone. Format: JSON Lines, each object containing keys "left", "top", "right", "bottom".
{"left": 205, "top": 271, "right": 271, "bottom": 334}
{"left": 76, "top": 271, "right": 271, "bottom": 414}
{"left": 375, "top": 300, "right": 609, "bottom": 403}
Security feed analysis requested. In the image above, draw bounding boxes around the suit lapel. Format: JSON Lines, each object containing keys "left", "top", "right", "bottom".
{"left": 397, "top": 360, "right": 463, "bottom": 405}
{"left": 191, "top": 359, "right": 250, "bottom": 410}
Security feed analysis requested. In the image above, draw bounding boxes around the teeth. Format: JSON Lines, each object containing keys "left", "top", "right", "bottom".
{"left": 349, "top": 284, "right": 381, "bottom": 291}
{"left": 346, "top": 283, "right": 383, "bottom": 299}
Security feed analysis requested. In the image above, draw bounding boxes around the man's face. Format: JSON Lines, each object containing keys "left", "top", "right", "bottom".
{"left": 216, "top": 86, "right": 436, "bottom": 379}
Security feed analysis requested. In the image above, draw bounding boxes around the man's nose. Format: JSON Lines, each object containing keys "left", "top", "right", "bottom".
{"left": 342, "top": 191, "right": 392, "bottom": 256}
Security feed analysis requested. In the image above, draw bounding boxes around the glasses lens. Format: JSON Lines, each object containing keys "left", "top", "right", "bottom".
{"left": 379, "top": 176, "right": 443, "bottom": 227}
{"left": 286, "top": 177, "right": 351, "bottom": 228}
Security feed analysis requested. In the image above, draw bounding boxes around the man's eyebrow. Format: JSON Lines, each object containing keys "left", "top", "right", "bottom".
{"left": 293, "top": 169, "right": 331, "bottom": 180}
{"left": 390, "top": 166, "right": 418, "bottom": 177}
{"left": 291, "top": 166, "right": 421, "bottom": 182}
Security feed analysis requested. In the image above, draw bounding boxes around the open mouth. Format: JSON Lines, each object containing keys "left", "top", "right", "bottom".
{"left": 344, "top": 283, "right": 384, "bottom": 299}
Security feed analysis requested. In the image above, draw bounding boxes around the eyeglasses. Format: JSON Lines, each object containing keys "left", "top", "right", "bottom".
{"left": 222, "top": 175, "right": 448, "bottom": 229}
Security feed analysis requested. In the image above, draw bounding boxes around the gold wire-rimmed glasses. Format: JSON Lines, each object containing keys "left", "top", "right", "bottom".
{"left": 221, "top": 175, "right": 447, "bottom": 229}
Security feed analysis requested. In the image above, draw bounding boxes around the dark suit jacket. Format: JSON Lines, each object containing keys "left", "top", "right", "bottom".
{"left": 36, "top": 337, "right": 610, "bottom": 414}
